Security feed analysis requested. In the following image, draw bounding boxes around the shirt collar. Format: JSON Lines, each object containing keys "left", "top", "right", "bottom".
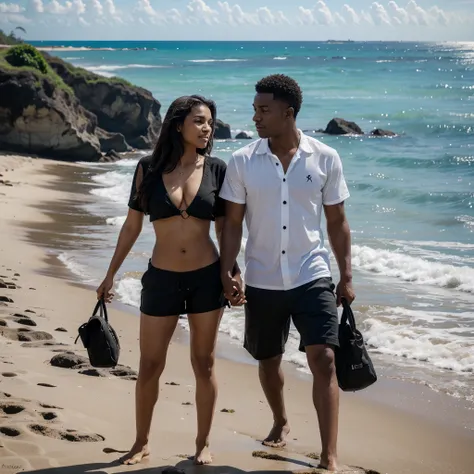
{"left": 255, "top": 129, "right": 312, "bottom": 156}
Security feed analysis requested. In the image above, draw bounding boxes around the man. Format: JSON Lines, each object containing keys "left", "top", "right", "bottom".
{"left": 219, "top": 74, "right": 354, "bottom": 472}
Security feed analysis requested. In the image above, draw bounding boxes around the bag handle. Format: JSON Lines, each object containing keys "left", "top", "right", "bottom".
{"left": 92, "top": 297, "right": 109, "bottom": 323}
{"left": 340, "top": 298, "right": 356, "bottom": 331}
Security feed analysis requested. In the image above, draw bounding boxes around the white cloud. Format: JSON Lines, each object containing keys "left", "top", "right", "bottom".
{"left": 9, "top": 1, "right": 473, "bottom": 31}
{"left": 0, "top": 2, "right": 24, "bottom": 13}
{"left": 316, "top": 1, "right": 335, "bottom": 25}
{"left": 44, "top": 1, "right": 72, "bottom": 15}
{"left": 343, "top": 4, "right": 360, "bottom": 24}
{"left": 370, "top": 2, "right": 392, "bottom": 25}
{"left": 90, "top": 0, "right": 103, "bottom": 16}
{"left": 31, "top": 0, "right": 44, "bottom": 13}
{"left": 73, "top": 0, "right": 86, "bottom": 15}
{"left": 187, "top": 0, "right": 219, "bottom": 25}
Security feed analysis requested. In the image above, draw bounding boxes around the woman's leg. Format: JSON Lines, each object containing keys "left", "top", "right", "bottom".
{"left": 188, "top": 307, "right": 224, "bottom": 465}
{"left": 122, "top": 313, "right": 179, "bottom": 465}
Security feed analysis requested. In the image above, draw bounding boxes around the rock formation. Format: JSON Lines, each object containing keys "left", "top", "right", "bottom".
{"left": 0, "top": 45, "right": 162, "bottom": 161}
{"left": 45, "top": 54, "right": 162, "bottom": 150}
{"left": 324, "top": 118, "right": 364, "bottom": 135}
{"left": 214, "top": 119, "right": 231, "bottom": 139}
{"left": 0, "top": 68, "right": 102, "bottom": 161}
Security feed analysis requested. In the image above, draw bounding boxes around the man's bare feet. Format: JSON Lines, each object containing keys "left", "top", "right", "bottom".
{"left": 120, "top": 441, "right": 150, "bottom": 465}
{"left": 194, "top": 439, "right": 212, "bottom": 465}
{"left": 262, "top": 422, "right": 290, "bottom": 448}
{"left": 318, "top": 455, "right": 338, "bottom": 472}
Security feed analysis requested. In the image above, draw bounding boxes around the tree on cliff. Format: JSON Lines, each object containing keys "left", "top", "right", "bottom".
{"left": 0, "top": 28, "right": 25, "bottom": 46}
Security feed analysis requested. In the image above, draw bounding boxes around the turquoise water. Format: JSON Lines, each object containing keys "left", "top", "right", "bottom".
{"left": 34, "top": 41, "right": 474, "bottom": 408}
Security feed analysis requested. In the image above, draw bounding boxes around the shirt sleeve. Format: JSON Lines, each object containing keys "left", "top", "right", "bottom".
{"left": 128, "top": 159, "right": 146, "bottom": 212}
{"left": 322, "top": 150, "right": 350, "bottom": 206}
{"left": 212, "top": 158, "right": 227, "bottom": 218}
{"left": 219, "top": 154, "right": 246, "bottom": 205}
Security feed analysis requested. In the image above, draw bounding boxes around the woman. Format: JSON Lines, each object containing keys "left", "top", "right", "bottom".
{"left": 96, "top": 95, "right": 239, "bottom": 466}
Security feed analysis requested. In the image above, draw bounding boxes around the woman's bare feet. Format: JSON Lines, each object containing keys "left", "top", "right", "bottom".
{"left": 194, "top": 438, "right": 213, "bottom": 465}
{"left": 262, "top": 422, "right": 290, "bottom": 448}
{"left": 120, "top": 441, "right": 150, "bottom": 465}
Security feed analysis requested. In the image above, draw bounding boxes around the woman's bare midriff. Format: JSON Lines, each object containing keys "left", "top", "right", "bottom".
{"left": 150, "top": 215, "right": 219, "bottom": 272}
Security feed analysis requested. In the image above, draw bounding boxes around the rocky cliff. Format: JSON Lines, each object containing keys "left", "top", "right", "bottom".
{"left": 0, "top": 45, "right": 162, "bottom": 161}
{"left": 0, "top": 68, "right": 102, "bottom": 161}
{"left": 44, "top": 54, "right": 162, "bottom": 150}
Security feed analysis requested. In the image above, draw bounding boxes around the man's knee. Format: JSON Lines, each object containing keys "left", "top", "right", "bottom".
{"left": 259, "top": 355, "right": 282, "bottom": 376}
{"left": 306, "top": 345, "right": 336, "bottom": 380}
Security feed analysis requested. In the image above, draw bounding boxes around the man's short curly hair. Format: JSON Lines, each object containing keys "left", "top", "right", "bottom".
{"left": 255, "top": 74, "right": 303, "bottom": 118}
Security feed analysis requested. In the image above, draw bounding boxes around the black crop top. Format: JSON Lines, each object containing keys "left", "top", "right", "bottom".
{"left": 127, "top": 155, "right": 227, "bottom": 222}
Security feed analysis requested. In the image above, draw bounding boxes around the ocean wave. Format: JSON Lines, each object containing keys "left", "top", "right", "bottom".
{"left": 352, "top": 244, "right": 474, "bottom": 293}
{"left": 84, "top": 64, "right": 167, "bottom": 74}
{"left": 188, "top": 59, "right": 246, "bottom": 63}
{"left": 363, "top": 307, "right": 474, "bottom": 374}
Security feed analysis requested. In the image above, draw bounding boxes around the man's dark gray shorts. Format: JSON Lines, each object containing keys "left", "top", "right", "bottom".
{"left": 243, "top": 277, "right": 339, "bottom": 361}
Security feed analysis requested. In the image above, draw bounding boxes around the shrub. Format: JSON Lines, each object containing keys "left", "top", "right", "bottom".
{"left": 5, "top": 44, "right": 49, "bottom": 74}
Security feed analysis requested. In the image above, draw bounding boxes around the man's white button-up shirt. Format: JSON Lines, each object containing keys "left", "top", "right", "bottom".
{"left": 219, "top": 130, "right": 350, "bottom": 291}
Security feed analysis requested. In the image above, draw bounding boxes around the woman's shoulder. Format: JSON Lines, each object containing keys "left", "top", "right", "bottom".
{"left": 205, "top": 155, "right": 227, "bottom": 171}
{"left": 138, "top": 154, "right": 153, "bottom": 168}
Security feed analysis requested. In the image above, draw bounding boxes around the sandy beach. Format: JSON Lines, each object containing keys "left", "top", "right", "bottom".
{"left": 0, "top": 154, "right": 473, "bottom": 474}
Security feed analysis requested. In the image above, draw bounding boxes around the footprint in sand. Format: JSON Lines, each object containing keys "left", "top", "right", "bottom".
{"left": 37, "top": 383, "right": 56, "bottom": 388}
{"left": 1, "top": 372, "right": 18, "bottom": 378}
{"left": 28, "top": 424, "right": 104, "bottom": 442}
{"left": 0, "top": 327, "right": 53, "bottom": 343}
{"left": 0, "top": 403, "right": 26, "bottom": 415}
{"left": 10, "top": 313, "right": 37, "bottom": 327}
{"left": 0, "top": 426, "right": 22, "bottom": 437}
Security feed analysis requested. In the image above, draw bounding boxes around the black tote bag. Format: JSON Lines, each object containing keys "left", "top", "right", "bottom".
{"left": 335, "top": 299, "right": 377, "bottom": 392}
{"left": 75, "top": 298, "right": 120, "bottom": 368}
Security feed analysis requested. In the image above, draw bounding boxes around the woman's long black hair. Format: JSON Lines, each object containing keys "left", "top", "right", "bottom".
{"left": 136, "top": 94, "right": 217, "bottom": 213}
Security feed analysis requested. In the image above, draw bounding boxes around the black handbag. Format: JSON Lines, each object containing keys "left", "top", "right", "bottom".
{"left": 335, "top": 299, "right": 377, "bottom": 392}
{"left": 75, "top": 298, "right": 120, "bottom": 368}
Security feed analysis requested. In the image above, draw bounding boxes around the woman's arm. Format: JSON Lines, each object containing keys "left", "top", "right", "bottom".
{"left": 105, "top": 209, "right": 144, "bottom": 279}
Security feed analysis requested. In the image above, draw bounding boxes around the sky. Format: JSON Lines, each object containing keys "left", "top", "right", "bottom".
{"left": 0, "top": 0, "right": 473, "bottom": 41}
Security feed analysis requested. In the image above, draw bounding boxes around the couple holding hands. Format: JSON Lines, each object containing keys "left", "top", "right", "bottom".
{"left": 96, "top": 74, "right": 354, "bottom": 472}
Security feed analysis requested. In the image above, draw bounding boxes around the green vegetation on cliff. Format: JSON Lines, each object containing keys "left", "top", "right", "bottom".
{"left": 0, "top": 45, "right": 73, "bottom": 94}
{"left": 0, "top": 44, "right": 134, "bottom": 98}
{"left": 0, "top": 28, "right": 23, "bottom": 46}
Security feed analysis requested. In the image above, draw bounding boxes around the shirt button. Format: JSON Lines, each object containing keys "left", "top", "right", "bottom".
{"left": 283, "top": 201, "right": 287, "bottom": 204}
{"left": 283, "top": 226, "right": 287, "bottom": 230}
{"left": 282, "top": 250, "right": 286, "bottom": 254}
{"left": 276, "top": 162, "right": 279, "bottom": 166}
{"left": 283, "top": 178, "right": 286, "bottom": 182}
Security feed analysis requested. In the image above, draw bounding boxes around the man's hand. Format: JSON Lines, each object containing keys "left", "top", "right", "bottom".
{"left": 222, "top": 272, "right": 246, "bottom": 306}
{"left": 336, "top": 278, "right": 355, "bottom": 306}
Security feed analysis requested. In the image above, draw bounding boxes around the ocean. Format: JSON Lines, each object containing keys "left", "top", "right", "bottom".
{"left": 32, "top": 40, "right": 474, "bottom": 406}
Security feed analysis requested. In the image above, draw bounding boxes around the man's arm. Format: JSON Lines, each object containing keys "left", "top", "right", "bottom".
{"left": 215, "top": 216, "right": 241, "bottom": 277}
{"left": 324, "top": 202, "right": 354, "bottom": 305}
{"left": 220, "top": 201, "right": 245, "bottom": 278}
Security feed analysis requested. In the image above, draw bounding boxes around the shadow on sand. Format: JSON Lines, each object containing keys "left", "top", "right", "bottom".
{"left": 20, "top": 453, "right": 322, "bottom": 474}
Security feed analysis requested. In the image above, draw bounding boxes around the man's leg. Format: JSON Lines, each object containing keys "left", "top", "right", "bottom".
{"left": 243, "top": 285, "right": 291, "bottom": 448}
{"left": 291, "top": 278, "right": 340, "bottom": 471}
{"left": 259, "top": 355, "right": 290, "bottom": 447}
{"left": 306, "top": 344, "right": 339, "bottom": 471}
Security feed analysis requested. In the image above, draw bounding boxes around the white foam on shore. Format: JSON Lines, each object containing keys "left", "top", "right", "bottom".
{"left": 352, "top": 245, "right": 474, "bottom": 294}
{"left": 363, "top": 306, "right": 474, "bottom": 374}
{"left": 57, "top": 252, "right": 94, "bottom": 283}
{"left": 188, "top": 59, "right": 246, "bottom": 63}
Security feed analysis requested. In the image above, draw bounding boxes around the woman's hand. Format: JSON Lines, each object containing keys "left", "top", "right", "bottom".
{"left": 96, "top": 275, "right": 114, "bottom": 303}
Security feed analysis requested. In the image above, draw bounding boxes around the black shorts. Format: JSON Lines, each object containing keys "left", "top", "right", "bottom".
{"left": 140, "top": 260, "right": 227, "bottom": 316}
{"left": 243, "top": 277, "right": 339, "bottom": 361}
